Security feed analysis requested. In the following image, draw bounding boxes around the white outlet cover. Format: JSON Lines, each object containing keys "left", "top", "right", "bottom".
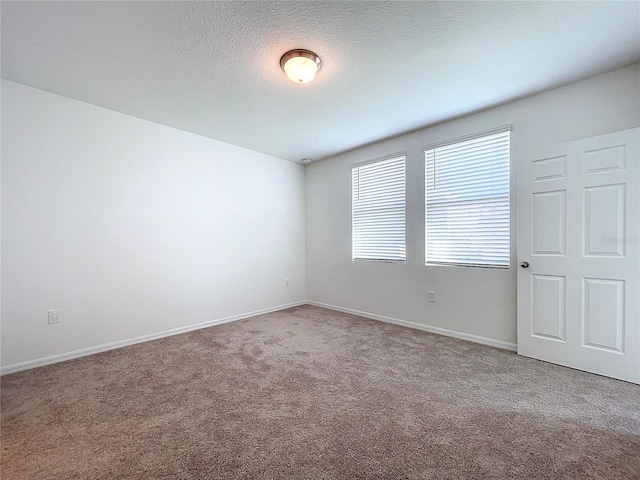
{"left": 48, "top": 310, "right": 60, "bottom": 324}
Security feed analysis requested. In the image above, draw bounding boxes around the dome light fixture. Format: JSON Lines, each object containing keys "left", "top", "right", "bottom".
{"left": 280, "top": 49, "right": 322, "bottom": 84}
{"left": 301, "top": 158, "right": 313, "bottom": 164}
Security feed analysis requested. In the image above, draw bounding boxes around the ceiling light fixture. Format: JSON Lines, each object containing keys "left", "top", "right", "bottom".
{"left": 280, "top": 49, "right": 322, "bottom": 84}
{"left": 301, "top": 158, "right": 312, "bottom": 164}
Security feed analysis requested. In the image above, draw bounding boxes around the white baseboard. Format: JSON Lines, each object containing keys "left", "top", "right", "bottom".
{"left": 306, "top": 300, "right": 517, "bottom": 352}
{"left": 1, "top": 301, "right": 306, "bottom": 376}
{"left": 2, "top": 300, "right": 516, "bottom": 375}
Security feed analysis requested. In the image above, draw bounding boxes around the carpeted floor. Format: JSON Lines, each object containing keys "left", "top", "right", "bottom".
{"left": 1, "top": 305, "right": 639, "bottom": 479}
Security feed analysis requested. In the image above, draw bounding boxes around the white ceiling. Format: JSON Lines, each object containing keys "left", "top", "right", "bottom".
{"left": 2, "top": 1, "right": 639, "bottom": 163}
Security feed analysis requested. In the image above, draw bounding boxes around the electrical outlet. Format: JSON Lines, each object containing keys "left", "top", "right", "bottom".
{"left": 285, "top": 279, "right": 290, "bottom": 287}
{"left": 48, "top": 310, "right": 60, "bottom": 324}
{"left": 427, "top": 291, "right": 436, "bottom": 303}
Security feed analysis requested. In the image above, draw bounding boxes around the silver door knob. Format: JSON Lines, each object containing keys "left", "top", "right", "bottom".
{"left": 520, "top": 261, "right": 530, "bottom": 268}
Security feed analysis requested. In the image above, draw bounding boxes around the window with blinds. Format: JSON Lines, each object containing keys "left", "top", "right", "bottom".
{"left": 352, "top": 155, "right": 406, "bottom": 262}
{"left": 425, "top": 129, "right": 510, "bottom": 268}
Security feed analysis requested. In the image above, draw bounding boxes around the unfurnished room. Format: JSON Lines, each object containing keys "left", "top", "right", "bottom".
{"left": 1, "top": 1, "right": 639, "bottom": 479}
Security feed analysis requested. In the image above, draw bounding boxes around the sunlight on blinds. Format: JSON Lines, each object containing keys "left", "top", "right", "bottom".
{"left": 352, "top": 155, "right": 406, "bottom": 262}
{"left": 425, "top": 130, "right": 510, "bottom": 268}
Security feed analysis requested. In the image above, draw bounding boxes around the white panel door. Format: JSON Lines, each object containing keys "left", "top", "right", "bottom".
{"left": 517, "top": 128, "right": 639, "bottom": 384}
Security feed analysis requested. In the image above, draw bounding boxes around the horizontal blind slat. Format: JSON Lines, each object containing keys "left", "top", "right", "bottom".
{"left": 353, "top": 155, "right": 406, "bottom": 262}
{"left": 425, "top": 130, "right": 510, "bottom": 268}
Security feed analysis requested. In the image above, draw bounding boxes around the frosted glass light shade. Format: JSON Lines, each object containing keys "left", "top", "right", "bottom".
{"left": 280, "top": 49, "right": 322, "bottom": 84}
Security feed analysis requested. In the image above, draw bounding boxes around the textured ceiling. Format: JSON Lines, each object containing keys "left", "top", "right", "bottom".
{"left": 2, "top": 1, "right": 639, "bottom": 163}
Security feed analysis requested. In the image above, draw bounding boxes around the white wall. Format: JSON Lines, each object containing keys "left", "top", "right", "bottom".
{"left": 306, "top": 64, "right": 640, "bottom": 347}
{"left": 1, "top": 80, "right": 306, "bottom": 370}
{"left": 3, "top": 65, "right": 639, "bottom": 372}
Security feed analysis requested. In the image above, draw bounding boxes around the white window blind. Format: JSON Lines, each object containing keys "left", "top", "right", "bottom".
{"left": 352, "top": 155, "right": 406, "bottom": 262}
{"left": 425, "top": 129, "right": 510, "bottom": 268}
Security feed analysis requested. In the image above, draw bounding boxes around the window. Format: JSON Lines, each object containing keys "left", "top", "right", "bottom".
{"left": 425, "top": 128, "right": 510, "bottom": 268}
{"left": 352, "top": 154, "right": 406, "bottom": 262}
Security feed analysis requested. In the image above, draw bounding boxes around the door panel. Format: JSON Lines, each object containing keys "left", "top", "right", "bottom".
{"left": 582, "top": 277, "right": 624, "bottom": 352}
{"left": 517, "top": 128, "right": 639, "bottom": 384}
{"left": 532, "top": 191, "right": 566, "bottom": 255}
{"left": 583, "top": 184, "right": 625, "bottom": 257}
{"left": 583, "top": 144, "right": 626, "bottom": 174}
{"left": 531, "top": 274, "right": 566, "bottom": 341}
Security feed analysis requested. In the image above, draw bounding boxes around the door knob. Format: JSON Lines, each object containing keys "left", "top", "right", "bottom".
{"left": 520, "top": 261, "right": 530, "bottom": 268}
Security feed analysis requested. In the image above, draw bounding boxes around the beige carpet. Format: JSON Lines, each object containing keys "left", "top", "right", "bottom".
{"left": 2, "top": 305, "right": 639, "bottom": 479}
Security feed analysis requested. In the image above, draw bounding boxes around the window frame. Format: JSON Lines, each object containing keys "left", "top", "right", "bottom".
{"left": 351, "top": 152, "right": 407, "bottom": 263}
{"left": 424, "top": 126, "right": 512, "bottom": 269}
